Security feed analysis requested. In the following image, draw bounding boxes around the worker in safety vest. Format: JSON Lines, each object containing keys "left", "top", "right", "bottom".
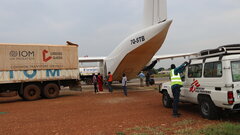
{"left": 107, "top": 72, "right": 113, "bottom": 92}
{"left": 170, "top": 61, "right": 189, "bottom": 117}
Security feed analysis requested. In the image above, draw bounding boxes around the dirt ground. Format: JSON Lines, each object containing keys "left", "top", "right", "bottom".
{"left": 0, "top": 80, "right": 240, "bottom": 135}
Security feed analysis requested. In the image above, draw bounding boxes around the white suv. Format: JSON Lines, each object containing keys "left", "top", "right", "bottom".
{"left": 160, "top": 44, "right": 240, "bottom": 119}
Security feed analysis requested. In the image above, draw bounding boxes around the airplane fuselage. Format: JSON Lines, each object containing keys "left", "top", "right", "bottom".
{"left": 79, "top": 0, "right": 172, "bottom": 82}
{"left": 105, "top": 20, "right": 172, "bottom": 81}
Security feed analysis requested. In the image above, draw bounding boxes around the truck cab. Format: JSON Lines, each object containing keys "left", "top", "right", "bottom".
{"left": 160, "top": 44, "right": 240, "bottom": 119}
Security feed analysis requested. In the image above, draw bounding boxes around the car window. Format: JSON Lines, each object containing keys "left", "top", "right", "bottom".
{"left": 188, "top": 64, "right": 202, "bottom": 78}
{"left": 231, "top": 61, "right": 240, "bottom": 82}
{"left": 204, "top": 62, "right": 222, "bottom": 77}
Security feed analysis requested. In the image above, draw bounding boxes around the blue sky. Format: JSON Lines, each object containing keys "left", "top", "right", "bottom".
{"left": 0, "top": 0, "right": 239, "bottom": 68}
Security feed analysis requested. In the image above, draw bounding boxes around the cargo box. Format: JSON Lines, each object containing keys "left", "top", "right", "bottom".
{"left": 0, "top": 43, "right": 78, "bottom": 71}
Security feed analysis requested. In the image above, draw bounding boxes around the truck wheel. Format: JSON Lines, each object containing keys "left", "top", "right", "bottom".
{"left": 23, "top": 84, "right": 41, "bottom": 101}
{"left": 200, "top": 97, "right": 219, "bottom": 120}
{"left": 85, "top": 78, "right": 93, "bottom": 85}
{"left": 162, "top": 92, "right": 173, "bottom": 108}
{"left": 43, "top": 83, "right": 60, "bottom": 99}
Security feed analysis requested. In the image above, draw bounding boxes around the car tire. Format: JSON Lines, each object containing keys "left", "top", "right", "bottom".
{"left": 199, "top": 97, "right": 219, "bottom": 120}
{"left": 86, "top": 78, "right": 93, "bottom": 85}
{"left": 42, "top": 83, "right": 60, "bottom": 99}
{"left": 162, "top": 92, "right": 173, "bottom": 108}
{"left": 23, "top": 84, "right": 41, "bottom": 101}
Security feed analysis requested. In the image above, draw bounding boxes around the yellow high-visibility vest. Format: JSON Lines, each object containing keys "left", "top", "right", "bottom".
{"left": 170, "top": 69, "right": 183, "bottom": 86}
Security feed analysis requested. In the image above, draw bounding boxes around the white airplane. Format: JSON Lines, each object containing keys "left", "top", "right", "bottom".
{"left": 79, "top": 0, "right": 197, "bottom": 82}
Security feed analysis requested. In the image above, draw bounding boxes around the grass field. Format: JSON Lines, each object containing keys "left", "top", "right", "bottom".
{"left": 116, "top": 121, "right": 240, "bottom": 135}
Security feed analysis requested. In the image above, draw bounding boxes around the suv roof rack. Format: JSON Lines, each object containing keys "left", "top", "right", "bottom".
{"left": 191, "top": 44, "right": 240, "bottom": 60}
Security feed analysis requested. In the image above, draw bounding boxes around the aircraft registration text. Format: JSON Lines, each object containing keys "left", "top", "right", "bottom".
{"left": 131, "top": 36, "right": 145, "bottom": 45}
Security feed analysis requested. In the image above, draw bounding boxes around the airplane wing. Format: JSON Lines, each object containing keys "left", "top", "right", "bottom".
{"left": 78, "top": 57, "right": 106, "bottom": 62}
{"left": 143, "top": 52, "right": 199, "bottom": 71}
{"left": 153, "top": 52, "right": 199, "bottom": 61}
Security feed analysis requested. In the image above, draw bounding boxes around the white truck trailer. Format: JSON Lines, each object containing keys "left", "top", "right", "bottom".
{"left": 0, "top": 43, "right": 81, "bottom": 101}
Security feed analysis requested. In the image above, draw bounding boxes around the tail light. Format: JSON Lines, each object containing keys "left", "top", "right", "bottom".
{"left": 228, "top": 91, "right": 234, "bottom": 104}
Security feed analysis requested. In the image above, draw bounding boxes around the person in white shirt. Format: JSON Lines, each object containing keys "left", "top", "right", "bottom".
{"left": 122, "top": 73, "right": 127, "bottom": 96}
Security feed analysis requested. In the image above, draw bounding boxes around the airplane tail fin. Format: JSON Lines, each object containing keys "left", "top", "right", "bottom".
{"left": 144, "top": 0, "right": 167, "bottom": 27}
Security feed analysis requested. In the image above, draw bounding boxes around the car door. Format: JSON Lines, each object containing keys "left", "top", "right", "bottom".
{"left": 180, "top": 63, "right": 203, "bottom": 103}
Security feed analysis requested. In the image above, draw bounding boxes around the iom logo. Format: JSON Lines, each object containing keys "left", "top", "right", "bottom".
{"left": 42, "top": 50, "right": 52, "bottom": 62}
{"left": 9, "top": 50, "right": 35, "bottom": 61}
{"left": 9, "top": 51, "right": 34, "bottom": 57}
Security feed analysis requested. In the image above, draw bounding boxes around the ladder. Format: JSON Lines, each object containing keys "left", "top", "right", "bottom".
{"left": 191, "top": 44, "right": 240, "bottom": 61}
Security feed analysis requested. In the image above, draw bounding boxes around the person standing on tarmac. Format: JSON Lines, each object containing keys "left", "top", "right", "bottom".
{"left": 92, "top": 73, "right": 98, "bottom": 93}
{"left": 138, "top": 71, "right": 145, "bottom": 87}
{"left": 107, "top": 72, "right": 113, "bottom": 92}
{"left": 97, "top": 73, "right": 103, "bottom": 92}
{"left": 145, "top": 72, "right": 150, "bottom": 86}
{"left": 170, "top": 61, "right": 189, "bottom": 117}
{"left": 122, "top": 73, "right": 127, "bottom": 96}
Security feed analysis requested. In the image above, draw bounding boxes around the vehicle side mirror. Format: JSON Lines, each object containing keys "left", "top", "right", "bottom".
{"left": 181, "top": 75, "right": 185, "bottom": 82}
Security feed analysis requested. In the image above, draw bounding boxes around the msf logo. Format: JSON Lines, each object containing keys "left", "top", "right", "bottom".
{"left": 189, "top": 79, "right": 200, "bottom": 92}
{"left": 42, "top": 50, "right": 52, "bottom": 62}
